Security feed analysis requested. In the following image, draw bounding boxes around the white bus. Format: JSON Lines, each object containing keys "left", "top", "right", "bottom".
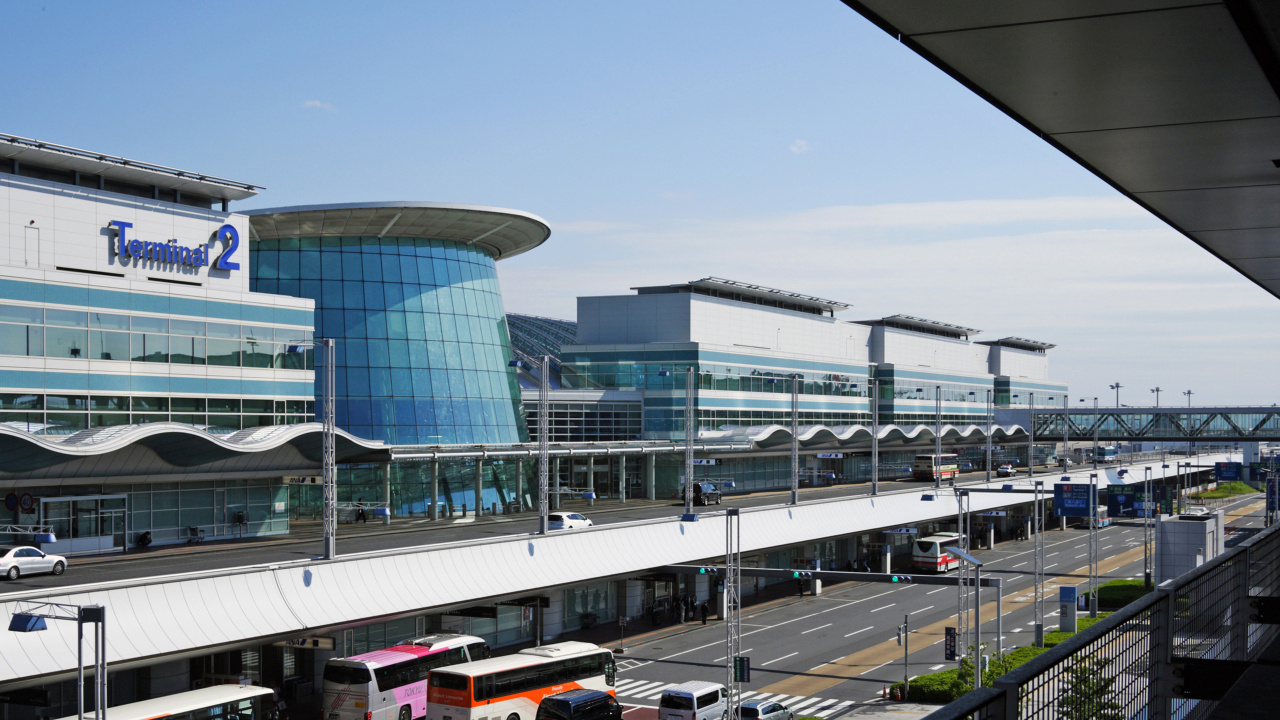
{"left": 324, "top": 634, "right": 490, "bottom": 720}
{"left": 427, "top": 642, "right": 615, "bottom": 720}
{"left": 913, "top": 454, "right": 959, "bottom": 482}
{"left": 55, "top": 685, "right": 276, "bottom": 720}
{"left": 912, "top": 533, "right": 965, "bottom": 572}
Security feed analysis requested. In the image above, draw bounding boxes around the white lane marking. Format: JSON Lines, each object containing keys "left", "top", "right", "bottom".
{"left": 859, "top": 660, "right": 892, "bottom": 676}
{"left": 620, "top": 681, "right": 663, "bottom": 697}
{"left": 845, "top": 626, "right": 873, "bottom": 637}
{"left": 761, "top": 652, "right": 799, "bottom": 666}
{"left": 1048, "top": 552, "right": 1059, "bottom": 556}
{"left": 931, "top": 664, "right": 946, "bottom": 670}
{"left": 802, "top": 623, "right": 832, "bottom": 634}
{"left": 812, "top": 701, "right": 853, "bottom": 718}
{"left": 927, "top": 588, "right": 946, "bottom": 594}
{"left": 636, "top": 684, "right": 674, "bottom": 700}
{"left": 712, "top": 648, "right": 752, "bottom": 663}
{"left": 789, "top": 697, "right": 826, "bottom": 712}
{"left": 909, "top": 605, "right": 935, "bottom": 615}
{"left": 1012, "top": 562, "right": 1027, "bottom": 568}
{"left": 870, "top": 604, "right": 894, "bottom": 612}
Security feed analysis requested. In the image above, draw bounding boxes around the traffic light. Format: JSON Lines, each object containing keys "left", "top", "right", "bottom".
{"left": 889, "top": 574, "right": 913, "bottom": 584}
{"left": 698, "top": 566, "right": 718, "bottom": 575}
{"left": 792, "top": 571, "right": 813, "bottom": 579}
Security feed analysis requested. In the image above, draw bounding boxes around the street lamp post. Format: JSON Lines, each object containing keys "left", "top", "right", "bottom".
{"left": 1143, "top": 466, "right": 1153, "bottom": 588}
{"left": 1110, "top": 382, "right": 1123, "bottom": 408}
{"left": 8, "top": 602, "right": 107, "bottom": 720}
{"left": 301, "top": 338, "right": 338, "bottom": 559}
{"left": 1028, "top": 391, "right": 1035, "bottom": 478}
{"left": 791, "top": 374, "right": 800, "bottom": 504}
{"left": 986, "top": 390, "right": 993, "bottom": 483}
{"left": 660, "top": 367, "right": 697, "bottom": 518}
{"left": 871, "top": 378, "right": 880, "bottom": 495}
{"left": 1184, "top": 390, "right": 1195, "bottom": 456}
{"left": 1151, "top": 387, "right": 1161, "bottom": 407}
{"left": 935, "top": 384, "right": 942, "bottom": 489}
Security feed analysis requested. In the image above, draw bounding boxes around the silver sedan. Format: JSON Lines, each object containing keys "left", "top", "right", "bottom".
{"left": 0, "top": 546, "right": 68, "bottom": 580}
{"left": 736, "top": 701, "right": 793, "bottom": 720}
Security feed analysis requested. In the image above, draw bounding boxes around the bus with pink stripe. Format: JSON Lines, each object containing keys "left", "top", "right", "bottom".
{"left": 324, "top": 634, "right": 490, "bottom": 720}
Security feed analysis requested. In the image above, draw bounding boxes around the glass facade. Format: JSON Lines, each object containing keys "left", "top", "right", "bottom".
{"left": 251, "top": 236, "right": 527, "bottom": 445}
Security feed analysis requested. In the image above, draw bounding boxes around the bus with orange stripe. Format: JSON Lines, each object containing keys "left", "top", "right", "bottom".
{"left": 427, "top": 642, "right": 616, "bottom": 720}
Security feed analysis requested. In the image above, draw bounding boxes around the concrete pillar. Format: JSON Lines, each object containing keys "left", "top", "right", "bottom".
{"left": 622, "top": 579, "right": 645, "bottom": 619}
{"left": 1060, "top": 516, "right": 1067, "bottom": 531}
{"left": 646, "top": 453, "right": 656, "bottom": 500}
{"left": 881, "top": 544, "right": 892, "bottom": 573}
{"left": 429, "top": 460, "right": 439, "bottom": 520}
{"left": 586, "top": 453, "right": 596, "bottom": 504}
{"left": 543, "top": 592, "right": 565, "bottom": 642}
{"left": 1025, "top": 517, "right": 1032, "bottom": 541}
{"left": 382, "top": 461, "right": 392, "bottom": 525}
{"left": 811, "top": 578, "right": 822, "bottom": 596}
{"left": 987, "top": 524, "right": 995, "bottom": 549}
{"left": 474, "top": 459, "right": 484, "bottom": 516}
{"left": 516, "top": 458, "right": 525, "bottom": 512}
{"left": 620, "top": 456, "right": 627, "bottom": 503}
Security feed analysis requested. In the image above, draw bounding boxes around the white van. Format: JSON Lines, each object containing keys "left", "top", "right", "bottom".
{"left": 658, "top": 681, "right": 727, "bottom": 720}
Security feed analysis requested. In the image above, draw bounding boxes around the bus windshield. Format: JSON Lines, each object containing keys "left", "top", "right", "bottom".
{"left": 430, "top": 672, "right": 469, "bottom": 691}
{"left": 323, "top": 665, "right": 372, "bottom": 685}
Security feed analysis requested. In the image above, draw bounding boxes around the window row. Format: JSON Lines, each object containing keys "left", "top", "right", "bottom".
{"left": 0, "top": 412, "right": 313, "bottom": 435}
{"left": 0, "top": 304, "right": 311, "bottom": 341}
{"left": 347, "top": 422, "right": 522, "bottom": 447}
{"left": 336, "top": 367, "right": 517, "bottom": 400}
{"left": 261, "top": 278, "right": 505, "bottom": 319}
{"left": 253, "top": 248, "right": 500, "bottom": 287}
{"left": 255, "top": 234, "right": 495, "bottom": 261}
{"left": 0, "top": 324, "right": 313, "bottom": 367}
{"left": 0, "top": 394, "right": 313, "bottom": 413}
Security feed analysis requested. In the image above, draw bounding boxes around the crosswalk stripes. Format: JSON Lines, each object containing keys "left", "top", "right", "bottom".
{"left": 614, "top": 679, "right": 855, "bottom": 717}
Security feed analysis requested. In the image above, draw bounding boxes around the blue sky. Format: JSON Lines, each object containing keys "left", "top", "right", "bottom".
{"left": 5, "top": 1, "right": 1278, "bottom": 404}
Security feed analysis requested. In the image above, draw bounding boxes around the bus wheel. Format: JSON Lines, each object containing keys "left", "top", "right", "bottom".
{"left": 507, "top": 714, "right": 520, "bottom": 720}
{"left": 399, "top": 707, "right": 410, "bottom": 720}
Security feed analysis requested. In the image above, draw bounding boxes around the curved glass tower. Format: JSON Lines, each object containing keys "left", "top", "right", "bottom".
{"left": 246, "top": 203, "right": 550, "bottom": 445}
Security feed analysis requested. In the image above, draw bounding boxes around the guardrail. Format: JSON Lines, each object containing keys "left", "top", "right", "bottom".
{"left": 920, "top": 517, "right": 1280, "bottom": 720}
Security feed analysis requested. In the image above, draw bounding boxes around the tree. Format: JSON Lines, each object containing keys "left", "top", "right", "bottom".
{"left": 1055, "top": 655, "right": 1124, "bottom": 720}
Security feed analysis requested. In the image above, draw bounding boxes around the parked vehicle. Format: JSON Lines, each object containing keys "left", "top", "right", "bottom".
{"left": 658, "top": 681, "right": 727, "bottom": 720}
{"left": 427, "top": 642, "right": 614, "bottom": 720}
{"left": 912, "top": 533, "right": 964, "bottom": 573}
{"left": 548, "top": 513, "right": 594, "bottom": 530}
{"left": 693, "top": 483, "right": 722, "bottom": 506}
{"left": 1058, "top": 458, "right": 1075, "bottom": 468}
{"left": 0, "top": 546, "right": 67, "bottom": 580}
{"left": 322, "top": 633, "right": 488, "bottom": 720}
{"left": 996, "top": 463, "right": 1015, "bottom": 478}
{"left": 736, "top": 700, "right": 794, "bottom": 720}
{"left": 913, "top": 454, "right": 959, "bottom": 482}
{"left": 537, "top": 689, "right": 623, "bottom": 720}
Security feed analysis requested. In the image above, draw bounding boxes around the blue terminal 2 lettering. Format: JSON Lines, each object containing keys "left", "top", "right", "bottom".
{"left": 109, "top": 220, "right": 236, "bottom": 269}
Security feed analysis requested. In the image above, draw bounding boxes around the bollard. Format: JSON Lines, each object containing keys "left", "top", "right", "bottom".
{"left": 463, "top": 503, "right": 467, "bottom": 518}
{"left": 491, "top": 502, "right": 497, "bottom": 517}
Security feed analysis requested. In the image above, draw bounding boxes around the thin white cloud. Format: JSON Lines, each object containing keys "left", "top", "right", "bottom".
{"left": 498, "top": 195, "right": 1280, "bottom": 404}
{"left": 789, "top": 139, "right": 810, "bottom": 154}
{"left": 301, "top": 100, "right": 337, "bottom": 113}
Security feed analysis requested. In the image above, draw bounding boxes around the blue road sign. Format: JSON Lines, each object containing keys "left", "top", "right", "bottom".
{"left": 1107, "top": 488, "right": 1136, "bottom": 518}
{"left": 1054, "top": 484, "right": 1093, "bottom": 517}
{"left": 1215, "top": 462, "right": 1242, "bottom": 483}
{"left": 1268, "top": 479, "right": 1278, "bottom": 515}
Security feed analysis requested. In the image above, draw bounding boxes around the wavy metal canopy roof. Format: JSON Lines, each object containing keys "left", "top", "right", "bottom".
{"left": 245, "top": 202, "right": 551, "bottom": 261}
{"left": 842, "top": 0, "right": 1280, "bottom": 300}
{"left": 705, "top": 422, "right": 1027, "bottom": 451}
{"left": 0, "top": 423, "right": 386, "bottom": 476}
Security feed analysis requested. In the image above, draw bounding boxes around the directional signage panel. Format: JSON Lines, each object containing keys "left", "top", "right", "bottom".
{"left": 1215, "top": 462, "right": 1242, "bottom": 483}
{"left": 884, "top": 528, "right": 919, "bottom": 534}
{"left": 816, "top": 453, "right": 844, "bottom": 459}
{"left": 1054, "top": 484, "right": 1093, "bottom": 517}
{"left": 1268, "top": 480, "right": 1278, "bottom": 514}
{"left": 1106, "top": 488, "right": 1136, "bottom": 518}
{"left": 945, "top": 627, "right": 957, "bottom": 661}
{"left": 734, "top": 656, "right": 751, "bottom": 682}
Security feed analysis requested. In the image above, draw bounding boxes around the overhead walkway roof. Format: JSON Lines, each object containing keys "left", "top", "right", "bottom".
{"left": 842, "top": 0, "right": 1280, "bottom": 299}
{"left": 0, "top": 452, "right": 1233, "bottom": 690}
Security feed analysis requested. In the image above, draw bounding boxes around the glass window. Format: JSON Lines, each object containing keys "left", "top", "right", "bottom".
{"left": 243, "top": 399, "right": 273, "bottom": 414}
{"left": 46, "top": 395, "right": 87, "bottom": 410}
{"left": 90, "top": 396, "right": 129, "bottom": 410}
{"left": 208, "top": 398, "right": 241, "bottom": 413}
{"left": 171, "top": 336, "right": 206, "bottom": 364}
{"left": 90, "top": 330, "right": 129, "bottom": 361}
{"left": 0, "top": 323, "right": 31, "bottom": 356}
{"left": 242, "top": 325, "right": 273, "bottom": 342}
{"left": 243, "top": 339, "right": 274, "bottom": 368}
{"left": 206, "top": 338, "right": 241, "bottom": 366}
{"left": 133, "top": 397, "right": 169, "bottom": 411}
{"left": 133, "top": 413, "right": 168, "bottom": 424}
{"left": 206, "top": 414, "right": 241, "bottom": 433}
{"left": 46, "top": 327, "right": 88, "bottom": 358}
{"left": 131, "top": 316, "right": 168, "bottom": 333}
{"left": 89, "top": 312, "right": 129, "bottom": 330}
{"left": 206, "top": 322, "right": 241, "bottom": 339}
{"left": 42, "top": 412, "right": 87, "bottom": 435}
{"left": 44, "top": 309, "right": 86, "bottom": 328}
{"left": 0, "top": 304, "right": 41, "bottom": 324}
{"left": 90, "top": 413, "right": 130, "bottom": 427}
{"left": 171, "top": 397, "right": 206, "bottom": 413}
{"left": 131, "top": 333, "right": 169, "bottom": 363}
{"left": 0, "top": 394, "right": 41, "bottom": 410}
{"left": 171, "top": 319, "right": 205, "bottom": 336}
{"left": 171, "top": 414, "right": 206, "bottom": 425}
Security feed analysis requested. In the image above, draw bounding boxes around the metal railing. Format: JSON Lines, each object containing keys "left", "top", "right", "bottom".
{"left": 922, "top": 519, "right": 1280, "bottom": 720}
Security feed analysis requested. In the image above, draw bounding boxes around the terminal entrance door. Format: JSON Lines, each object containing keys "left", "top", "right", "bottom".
{"left": 40, "top": 494, "right": 127, "bottom": 555}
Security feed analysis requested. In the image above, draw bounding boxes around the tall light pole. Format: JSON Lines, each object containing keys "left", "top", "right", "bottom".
{"left": 1143, "top": 465, "right": 1153, "bottom": 588}
{"left": 935, "top": 385, "right": 943, "bottom": 489}
{"left": 986, "top": 390, "right": 993, "bottom": 482}
{"left": 791, "top": 374, "right": 800, "bottom": 504}
{"left": 1080, "top": 397, "right": 1099, "bottom": 470}
{"left": 1089, "top": 472, "right": 1099, "bottom": 617}
{"left": 1184, "top": 390, "right": 1195, "bottom": 456}
{"left": 512, "top": 356, "right": 553, "bottom": 534}
{"left": 659, "top": 367, "right": 696, "bottom": 517}
{"left": 1110, "top": 382, "right": 1123, "bottom": 408}
{"left": 1151, "top": 386, "right": 1161, "bottom": 407}
{"left": 862, "top": 377, "right": 880, "bottom": 495}
{"left": 314, "top": 338, "right": 336, "bottom": 560}
{"left": 1062, "top": 395, "right": 1069, "bottom": 467}
{"left": 8, "top": 602, "right": 107, "bottom": 720}
{"left": 1027, "top": 391, "right": 1036, "bottom": 478}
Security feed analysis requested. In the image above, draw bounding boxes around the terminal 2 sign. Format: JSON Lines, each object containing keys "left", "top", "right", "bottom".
{"left": 109, "top": 220, "right": 241, "bottom": 272}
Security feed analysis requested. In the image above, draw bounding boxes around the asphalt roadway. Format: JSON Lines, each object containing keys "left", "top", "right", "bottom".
{"left": 3, "top": 457, "right": 1190, "bottom": 593}
{"left": 605, "top": 494, "right": 1267, "bottom": 717}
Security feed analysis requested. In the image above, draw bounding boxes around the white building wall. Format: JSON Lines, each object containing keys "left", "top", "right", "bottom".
{"left": 874, "top": 327, "right": 988, "bottom": 374}
{"left": 1, "top": 174, "right": 249, "bottom": 293}
{"left": 577, "top": 292, "right": 871, "bottom": 362}
{"left": 989, "top": 346, "right": 1050, "bottom": 380}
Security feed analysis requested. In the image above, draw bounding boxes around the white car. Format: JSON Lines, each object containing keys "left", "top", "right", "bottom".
{"left": 0, "top": 546, "right": 67, "bottom": 580}
{"left": 996, "top": 463, "right": 1015, "bottom": 478}
{"left": 547, "top": 513, "right": 593, "bottom": 530}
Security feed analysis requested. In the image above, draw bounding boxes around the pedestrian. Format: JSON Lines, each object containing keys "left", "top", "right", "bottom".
{"left": 670, "top": 600, "right": 680, "bottom": 625}
{"left": 699, "top": 601, "right": 709, "bottom": 625}
{"left": 650, "top": 602, "right": 659, "bottom": 626}
{"left": 844, "top": 560, "right": 854, "bottom": 572}
{"left": 354, "top": 498, "right": 367, "bottom": 524}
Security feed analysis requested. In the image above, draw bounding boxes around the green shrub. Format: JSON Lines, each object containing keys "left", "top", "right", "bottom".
{"left": 889, "top": 645, "right": 1050, "bottom": 703}
{"left": 1043, "top": 613, "right": 1112, "bottom": 648}
{"left": 1189, "top": 481, "right": 1258, "bottom": 500}
{"left": 1096, "top": 579, "right": 1152, "bottom": 608}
